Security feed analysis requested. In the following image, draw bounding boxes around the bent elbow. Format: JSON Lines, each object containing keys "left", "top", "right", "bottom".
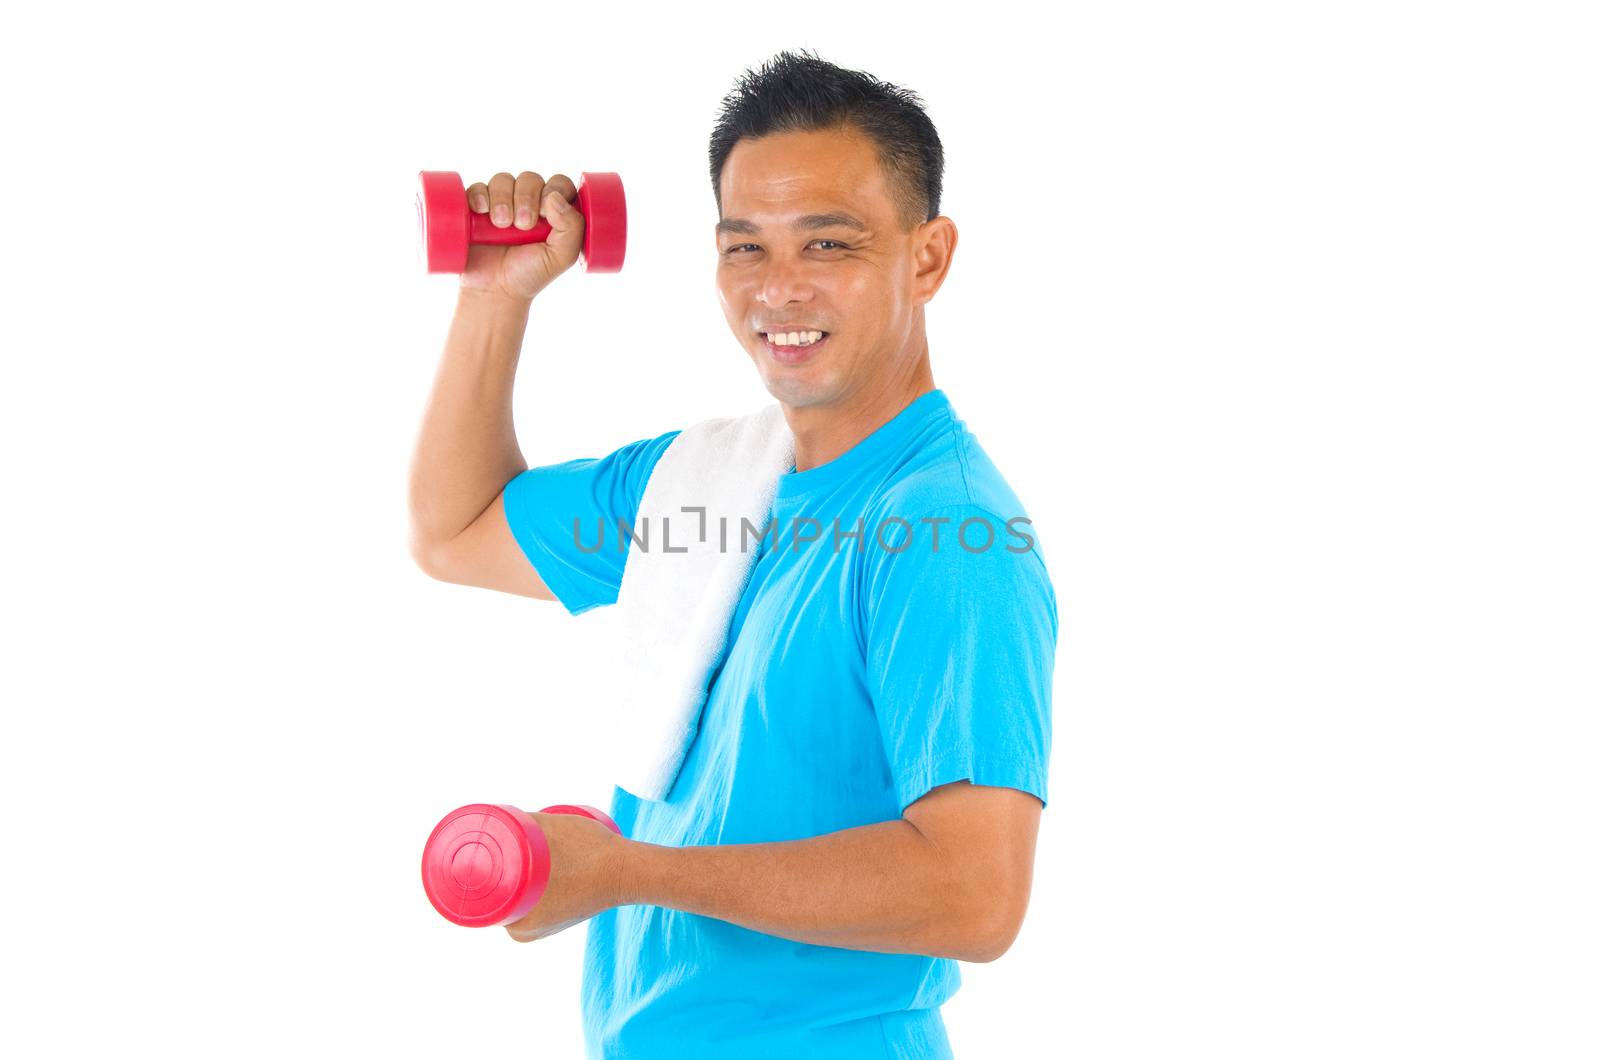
{"left": 964, "top": 921, "right": 1021, "bottom": 964}
{"left": 409, "top": 534, "right": 458, "bottom": 584}
{"left": 970, "top": 922, "right": 1021, "bottom": 964}
{"left": 962, "top": 896, "right": 1028, "bottom": 964}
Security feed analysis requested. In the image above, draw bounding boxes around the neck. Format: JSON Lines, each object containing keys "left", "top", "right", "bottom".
{"left": 784, "top": 360, "right": 937, "bottom": 472}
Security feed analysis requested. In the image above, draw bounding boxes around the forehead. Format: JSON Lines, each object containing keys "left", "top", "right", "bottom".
{"left": 717, "top": 126, "right": 890, "bottom": 227}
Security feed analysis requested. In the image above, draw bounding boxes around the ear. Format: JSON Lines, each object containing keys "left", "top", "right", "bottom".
{"left": 910, "top": 216, "right": 958, "bottom": 307}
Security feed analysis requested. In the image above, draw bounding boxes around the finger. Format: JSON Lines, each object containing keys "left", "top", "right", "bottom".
{"left": 539, "top": 174, "right": 586, "bottom": 259}
{"left": 465, "top": 181, "right": 489, "bottom": 214}
{"left": 512, "top": 171, "right": 545, "bottom": 231}
{"left": 542, "top": 173, "right": 579, "bottom": 208}
{"left": 487, "top": 171, "right": 515, "bottom": 228}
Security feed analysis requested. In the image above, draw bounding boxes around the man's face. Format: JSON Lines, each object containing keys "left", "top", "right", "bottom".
{"left": 714, "top": 126, "right": 938, "bottom": 410}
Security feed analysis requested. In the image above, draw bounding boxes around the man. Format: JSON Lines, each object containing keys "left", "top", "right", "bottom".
{"left": 408, "top": 49, "right": 1057, "bottom": 1059}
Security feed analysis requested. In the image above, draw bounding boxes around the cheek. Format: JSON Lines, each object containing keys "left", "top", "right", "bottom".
{"left": 716, "top": 268, "right": 760, "bottom": 307}
{"left": 838, "top": 264, "right": 889, "bottom": 307}
{"left": 832, "top": 270, "right": 893, "bottom": 329}
{"left": 715, "top": 281, "right": 747, "bottom": 328}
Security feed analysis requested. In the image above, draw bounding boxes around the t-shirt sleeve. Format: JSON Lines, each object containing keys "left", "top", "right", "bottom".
{"left": 501, "top": 428, "right": 681, "bottom": 615}
{"left": 862, "top": 502, "right": 1058, "bottom": 815}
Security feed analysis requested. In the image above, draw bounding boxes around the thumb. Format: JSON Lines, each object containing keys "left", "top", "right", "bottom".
{"left": 541, "top": 190, "right": 586, "bottom": 265}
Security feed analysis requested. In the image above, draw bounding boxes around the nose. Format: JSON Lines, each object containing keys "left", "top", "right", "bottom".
{"left": 755, "top": 254, "right": 815, "bottom": 309}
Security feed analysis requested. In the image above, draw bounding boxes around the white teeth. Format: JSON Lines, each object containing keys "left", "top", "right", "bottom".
{"left": 766, "top": 330, "right": 824, "bottom": 346}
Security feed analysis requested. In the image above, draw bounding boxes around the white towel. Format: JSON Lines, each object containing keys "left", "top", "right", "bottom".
{"left": 606, "top": 401, "right": 794, "bottom": 802}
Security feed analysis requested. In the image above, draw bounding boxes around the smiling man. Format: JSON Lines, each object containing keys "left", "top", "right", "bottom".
{"left": 408, "top": 49, "right": 1058, "bottom": 1059}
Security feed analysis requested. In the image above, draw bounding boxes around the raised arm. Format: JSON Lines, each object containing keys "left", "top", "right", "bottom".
{"left": 406, "top": 170, "right": 587, "bottom": 598}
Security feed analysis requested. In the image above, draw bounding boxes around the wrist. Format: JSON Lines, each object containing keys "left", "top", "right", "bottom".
{"left": 456, "top": 285, "right": 533, "bottom": 316}
{"left": 612, "top": 838, "right": 657, "bottom": 908}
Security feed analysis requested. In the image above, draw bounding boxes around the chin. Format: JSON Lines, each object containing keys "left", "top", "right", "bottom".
{"left": 764, "top": 379, "right": 842, "bottom": 411}
{"left": 747, "top": 343, "right": 845, "bottom": 408}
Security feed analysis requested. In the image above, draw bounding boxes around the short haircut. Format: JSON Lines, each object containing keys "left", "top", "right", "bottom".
{"left": 708, "top": 48, "right": 946, "bottom": 233}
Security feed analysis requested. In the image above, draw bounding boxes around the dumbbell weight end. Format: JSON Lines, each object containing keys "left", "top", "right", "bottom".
{"left": 421, "top": 802, "right": 622, "bottom": 927}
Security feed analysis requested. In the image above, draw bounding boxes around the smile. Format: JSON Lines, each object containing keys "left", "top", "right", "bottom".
{"left": 760, "top": 331, "right": 830, "bottom": 364}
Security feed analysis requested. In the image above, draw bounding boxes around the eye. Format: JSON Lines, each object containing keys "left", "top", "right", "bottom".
{"left": 721, "top": 240, "right": 848, "bottom": 256}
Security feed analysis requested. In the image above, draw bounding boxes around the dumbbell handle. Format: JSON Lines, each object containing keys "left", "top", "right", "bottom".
{"left": 469, "top": 211, "right": 559, "bottom": 247}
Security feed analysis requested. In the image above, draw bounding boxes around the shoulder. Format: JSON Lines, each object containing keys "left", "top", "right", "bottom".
{"left": 608, "top": 426, "right": 685, "bottom": 497}
{"left": 869, "top": 412, "right": 1037, "bottom": 542}
{"left": 622, "top": 426, "right": 684, "bottom": 467}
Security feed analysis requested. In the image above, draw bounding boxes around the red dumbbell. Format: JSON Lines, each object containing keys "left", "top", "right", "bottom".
{"left": 421, "top": 802, "right": 623, "bottom": 927}
{"left": 415, "top": 170, "right": 627, "bottom": 274}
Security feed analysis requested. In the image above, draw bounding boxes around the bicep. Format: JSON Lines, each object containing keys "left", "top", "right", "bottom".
{"left": 864, "top": 504, "right": 1057, "bottom": 815}
{"left": 419, "top": 428, "right": 680, "bottom": 607}
{"left": 418, "top": 491, "right": 559, "bottom": 601}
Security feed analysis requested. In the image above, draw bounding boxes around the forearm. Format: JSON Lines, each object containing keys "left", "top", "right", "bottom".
{"left": 408, "top": 288, "right": 533, "bottom": 549}
{"left": 616, "top": 818, "right": 994, "bottom": 962}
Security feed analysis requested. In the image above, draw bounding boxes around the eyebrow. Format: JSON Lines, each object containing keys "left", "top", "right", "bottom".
{"left": 715, "top": 212, "right": 868, "bottom": 237}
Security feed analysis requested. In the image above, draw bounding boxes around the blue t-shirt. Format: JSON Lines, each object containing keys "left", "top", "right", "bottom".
{"left": 502, "top": 388, "right": 1057, "bottom": 1059}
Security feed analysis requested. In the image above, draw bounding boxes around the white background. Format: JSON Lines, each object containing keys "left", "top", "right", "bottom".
{"left": 2, "top": 2, "right": 1596, "bottom": 1057}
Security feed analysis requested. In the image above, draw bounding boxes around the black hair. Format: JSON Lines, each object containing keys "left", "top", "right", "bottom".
{"left": 708, "top": 49, "right": 945, "bottom": 232}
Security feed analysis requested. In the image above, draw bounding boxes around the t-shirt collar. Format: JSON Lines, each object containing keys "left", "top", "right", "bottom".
{"left": 775, "top": 388, "right": 952, "bottom": 499}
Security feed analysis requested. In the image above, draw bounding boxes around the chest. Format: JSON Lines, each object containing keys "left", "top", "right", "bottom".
{"left": 700, "top": 526, "right": 877, "bottom": 755}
